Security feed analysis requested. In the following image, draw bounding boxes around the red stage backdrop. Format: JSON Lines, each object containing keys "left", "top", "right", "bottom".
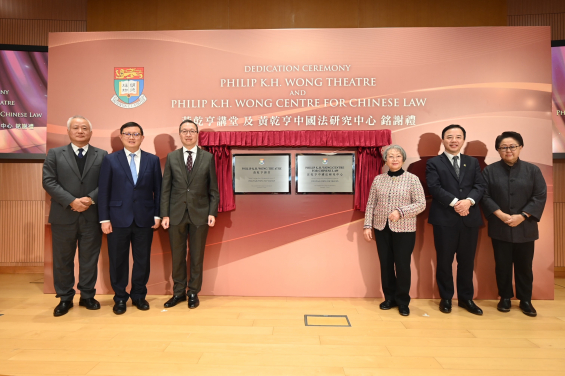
{"left": 45, "top": 27, "right": 553, "bottom": 299}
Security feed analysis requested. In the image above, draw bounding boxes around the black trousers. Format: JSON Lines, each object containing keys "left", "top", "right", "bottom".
{"left": 51, "top": 215, "right": 102, "bottom": 301}
{"left": 107, "top": 222, "right": 153, "bottom": 302}
{"left": 374, "top": 223, "right": 416, "bottom": 306}
{"left": 491, "top": 238, "right": 535, "bottom": 301}
{"left": 433, "top": 221, "right": 479, "bottom": 300}
{"left": 169, "top": 210, "right": 209, "bottom": 296}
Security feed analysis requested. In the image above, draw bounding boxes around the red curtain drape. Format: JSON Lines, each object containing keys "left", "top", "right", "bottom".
{"left": 206, "top": 145, "right": 236, "bottom": 213}
{"left": 199, "top": 130, "right": 391, "bottom": 213}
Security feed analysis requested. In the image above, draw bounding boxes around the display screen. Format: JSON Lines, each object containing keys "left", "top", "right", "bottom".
{"left": 0, "top": 45, "right": 47, "bottom": 158}
{"left": 553, "top": 41, "right": 565, "bottom": 154}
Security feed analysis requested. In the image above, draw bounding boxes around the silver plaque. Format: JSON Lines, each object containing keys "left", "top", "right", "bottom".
{"left": 233, "top": 154, "right": 290, "bottom": 194}
{"left": 296, "top": 154, "right": 355, "bottom": 193}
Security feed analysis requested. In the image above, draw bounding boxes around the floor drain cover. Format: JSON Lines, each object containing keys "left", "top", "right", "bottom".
{"left": 304, "top": 315, "right": 350, "bottom": 327}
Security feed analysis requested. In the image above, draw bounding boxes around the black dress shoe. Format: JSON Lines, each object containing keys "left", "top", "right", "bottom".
{"left": 188, "top": 293, "right": 199, "bottom": 309}
{"left": 113, "top": 300, "right": 127, "bottom": 315}
{"left": 439, "top": 299, "right": 452, "bottom": 313}
{"left": 132, "top": 298, "right": 150, "bottom": 311}
{"left": 398, "top": 305, "right": 410, "bottom": 316}
{"left": 379, "top": 300, "right": 398, "bottom": 310}
{"left": 497, "top": 298, "right": 511, "bottom": 313}
{"left": 458, "top": 299, "right": 483, "bottom": 315}
{"left": 79, "top": 297, "right": 100, "bottom": 310}
{"left": 53, "top": 301, "right": 73, "bottom": 317}
{"left": 164, "top": 295, "right": 186, "bottom": 308}
{"left": 519, "top": 300, "right": 537, "bottom": 317}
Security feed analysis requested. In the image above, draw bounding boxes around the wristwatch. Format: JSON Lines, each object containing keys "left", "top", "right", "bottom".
{"left": 520, "top": 212, "right": 528, "bottom": 219}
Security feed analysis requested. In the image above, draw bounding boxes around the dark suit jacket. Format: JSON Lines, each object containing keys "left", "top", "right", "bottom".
{"left": 98, "top": 149, "right": 162, "bottom": 228}
{"left": 160, "top": 147, "right": 219, "bottom": 226}
{"left": 426, "top": 153, "right": 486, "bottom": 227}
{"left": 481, "top": 159, "right": 547, "bottom": 243}
{"left": 42, "top": 144, "right": 108, "bottom": 225}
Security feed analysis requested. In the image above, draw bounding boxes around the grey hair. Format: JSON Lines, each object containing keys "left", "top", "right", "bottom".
{"left": 382, "top": 144, "right": 407, "bottom": 162}
{"left": 67, "top": 115, "right": 92, "bottom": 130}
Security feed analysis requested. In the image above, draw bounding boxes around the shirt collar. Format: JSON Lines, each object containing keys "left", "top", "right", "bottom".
{"left": 444, "top": 151, "right": 461, "bottom": 162}
{"left": 183, "top": 145, "right": 198, "bottom": 155}
{"left": 125, "top": 148, "right": 141, "bottom": 158}
{"left": 71, "top": 143, "right": 89, "bottom": 154}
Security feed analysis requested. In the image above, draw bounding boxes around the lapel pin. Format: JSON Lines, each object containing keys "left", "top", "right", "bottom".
{"left": 464, "top": 164, "right": 466, "bottom": 167}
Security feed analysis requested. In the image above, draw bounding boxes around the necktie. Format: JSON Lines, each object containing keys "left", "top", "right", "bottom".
{"left": 452, "top": 156, "right": 460, "bottom": 178}
{"left": 130, "top": 153, "right": 138, "bottom": 184}
{"left": 186, "top": 151, "right": 193, "bottom": 173}
{"left": 78, "top": 148, "right": 84, "bottom": 158}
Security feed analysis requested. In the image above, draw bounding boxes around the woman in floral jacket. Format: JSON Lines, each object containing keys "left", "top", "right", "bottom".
{"left": 363, "top": 144, "right": 426, "bottom": 316}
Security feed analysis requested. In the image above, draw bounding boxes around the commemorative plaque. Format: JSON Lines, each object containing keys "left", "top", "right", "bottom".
{"left": 233, "top": 154, "right": 291, "bottom": 194}
{"left": 296, "top": 153, "right": 355, "bottom": 194}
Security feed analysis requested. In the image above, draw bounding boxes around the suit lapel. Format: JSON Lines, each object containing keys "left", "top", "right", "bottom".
{"left": 177, "top": 148, "right": 189, "bottom": 185}
{"left": 62, "top": 144, "right": 82, "bottom": 180}
{"left": 458, "top": 154, "right": 468, "bottom": 183}
{"left": 440, "top": 153, "right": 459, "bottom": 181}
{"left": 138, "top": 150, "right": 149, "bottom": 182}
{"left": 118, "top": 149, "right": 135, "bottom": 185}
{"left": 82, "top": 146, "right": 97, "bottom": 178}
{"left": 187, "top": 148, "right": 203, "bottom": 186}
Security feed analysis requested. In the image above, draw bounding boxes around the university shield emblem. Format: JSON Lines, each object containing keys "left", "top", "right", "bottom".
{"left": 111, "top": 67, "right": 147, "bottom": 108}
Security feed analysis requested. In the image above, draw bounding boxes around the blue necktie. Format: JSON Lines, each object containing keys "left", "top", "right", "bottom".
{"left": 130, "top": 153, "right": 138, "bottom": 184}
{"left": 77, "top": 148, "right": 84, "bottom": 158}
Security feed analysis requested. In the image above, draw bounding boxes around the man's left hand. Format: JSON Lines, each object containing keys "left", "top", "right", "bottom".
{"left": 208, "top": 215, "right": 216, "bottom": 227}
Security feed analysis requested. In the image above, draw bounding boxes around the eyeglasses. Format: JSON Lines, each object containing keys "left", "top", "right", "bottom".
{"left": 498, "top": 145, "right": 520, "bottom": 152}
{"left": 181, "top": 130, "right": 198, "bottom": 135}
{"left": 122, "top": 132, "right": 141, "bottom": 138}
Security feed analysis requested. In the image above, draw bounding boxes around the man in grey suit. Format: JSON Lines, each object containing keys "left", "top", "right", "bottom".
{"left": 161, "top": 119, "right": 219, "bottom": 309}
{"left": 42, "top": 115, "right": 108, "bottom": 317}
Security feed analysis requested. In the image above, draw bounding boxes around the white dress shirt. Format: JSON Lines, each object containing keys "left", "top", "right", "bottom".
{"left": 443, "top": 152, "right": 475, "bottom": 207}
{"left": 183, "top": 145, "right": 198, "bottom": 167}
{"left": 71, "top": 143, "right": 89, "bottom": 156}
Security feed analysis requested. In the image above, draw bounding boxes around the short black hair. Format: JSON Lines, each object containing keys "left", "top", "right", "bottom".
{"left": 120, "top": 121, "right": 144, "bottom": 135}
{"left": 179, "top": 119, "right": 198, "bottom": 133}
{"left": 495, "top": 131, "right": 523, "bottom": 150}
{"left": 441, "top": 124, "right": 466, "bottom": 140}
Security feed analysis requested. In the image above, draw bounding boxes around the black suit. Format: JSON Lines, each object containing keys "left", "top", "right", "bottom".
{"left": 42, "top": 144, "right": 108, "bottom": 301}
{"left": 426, "top": 153, "right": 486, "bottom": 300}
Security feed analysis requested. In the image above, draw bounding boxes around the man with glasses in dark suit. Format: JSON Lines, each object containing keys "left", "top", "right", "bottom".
{"left": 98, "top": 122, "right": 162, "bottom": 315}
{"left": 161, "top": 120, "right": 219, "bottom": 309}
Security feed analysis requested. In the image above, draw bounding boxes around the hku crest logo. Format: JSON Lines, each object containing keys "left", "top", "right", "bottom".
{"left": 259, "top": 158, "right": 265, "bottom": 165}
{"left": 322, "top": 158, "right": 328, "bottom": 164}
{"left": 111, "top": 67, "right": 147, "bottom": 108}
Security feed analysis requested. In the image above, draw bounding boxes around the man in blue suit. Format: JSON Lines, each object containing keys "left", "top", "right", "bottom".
{"left": 426, "top": 124, "right": 486, "bottom": 316}
{"left": 98, "top": 122, "right": 162, "bottom": 315}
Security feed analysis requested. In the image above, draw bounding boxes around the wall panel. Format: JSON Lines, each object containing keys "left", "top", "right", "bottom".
{"left": 508, "top": 0, "right": 565, "bottom": 16}
{"left": 360, "top": 0, "right": 506, "bottom": 28}
{"left": 0, "top": 201, "right": 44, "bottom": 266}
{"left": 508, "top": 13, "right": 565, "bottom": 41}
{"left": 0, "top": 19, "right": 86, "bottom": 45}
{"left": 0, "top": 163, "right": 45, "bottom": 201}
{"left": 0, "top": 0, "right": 86, "bottom": 20}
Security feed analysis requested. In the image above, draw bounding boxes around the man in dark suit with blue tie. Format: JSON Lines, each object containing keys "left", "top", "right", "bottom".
{"left": 98, "top": 122, "right": 162, "bottom": 315}
{"left": 426, "top": 124, "right": 487, "bottom": 315}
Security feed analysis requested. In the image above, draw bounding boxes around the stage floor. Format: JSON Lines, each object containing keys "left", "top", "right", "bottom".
{"left": 0, "top": 274, "right": 564, "bottom": 375}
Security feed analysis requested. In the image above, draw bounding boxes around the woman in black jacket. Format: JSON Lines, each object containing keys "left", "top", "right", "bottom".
{"left": 481, "top": 131, "right": 547, "bottom": 317}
